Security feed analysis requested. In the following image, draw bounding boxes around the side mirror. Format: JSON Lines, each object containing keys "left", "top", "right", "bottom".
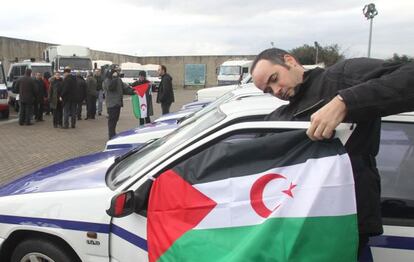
{"left": 51, "top": 61, "right": 55, "bottom": 72}
{"left": 216, "top": 67, "right": 220, "bottom": 75}
{"left": 106, "top": 190, "right": 135, "bottom": 218}
{"left": 94, "top": 62, "right": 97, "bottom": 70}
{"left": 120, "top": 73, "right": 125, "bottom": 78}
{"left": 6, "top": 76, "right": 10, "bottom": 82}
{"left": 242, "top": 67, "right": 249, "bottom": 74}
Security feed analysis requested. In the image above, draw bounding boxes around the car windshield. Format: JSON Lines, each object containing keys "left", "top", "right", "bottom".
{"left": 59, "top": 58, "right": 92, "bottom": 70}
{"left": 184, "top": 91, "right": 234, "bottom": 122}
{"left": 0, "top": 65, "right": 5, "bottom": 84}
{"left": 31, "top": 66, "right": 51, "bottom": 75}
{"left": 122, "top": 70, "right": 141, "bottom": 78}
{"left": 241, "top": 74, "right": 252, "bottom": 84}
{"left": 107, "top": 108, "right": 226, "bottom": 188}
{"left": 147, "top": 70, "right": 159, "bottom": 77}
{"left": 219, "top": 66, "right": 241, "bottom": 75}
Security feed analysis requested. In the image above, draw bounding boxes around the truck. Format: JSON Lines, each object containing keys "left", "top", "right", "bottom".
{"left": 43, "top": 45, "right": 92, "bottom": 76}
{"left": 120, "top": 62, "right": 142, "bottom": 85}
{"left": 93, "top": 60, "right": 113, "bottom": 70}
{"left": 217, "top": 60, "right": 252, "bottom": 86}
{"left": 0, "top": 61, "right": 9, "bottom": 118}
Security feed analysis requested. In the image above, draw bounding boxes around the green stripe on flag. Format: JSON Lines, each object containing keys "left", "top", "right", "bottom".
{"left": 131, "top": 94, "right": 141, "bottom": 119}
{"left": 158, "top": 215, "right": 358, "bottom": 262}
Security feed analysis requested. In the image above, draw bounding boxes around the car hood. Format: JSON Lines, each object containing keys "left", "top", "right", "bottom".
{"left": 0, "top": 149, "right": 129, "bottom": 197}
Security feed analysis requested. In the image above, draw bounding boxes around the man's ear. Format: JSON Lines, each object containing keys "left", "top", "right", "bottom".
{"left": 283, "top": 54, "right": 297, "bottom": 66}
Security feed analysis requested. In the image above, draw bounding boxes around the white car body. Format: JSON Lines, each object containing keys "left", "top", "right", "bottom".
{"left": 141, "top": 64, "right": 160, "bottom": 89}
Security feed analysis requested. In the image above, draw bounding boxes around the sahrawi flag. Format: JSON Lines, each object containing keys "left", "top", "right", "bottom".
{"left": 131, "top": 83, "right": 150, "bottom": 119}
{"left": 144, "top": 130, "right": 358, "bottom": 261}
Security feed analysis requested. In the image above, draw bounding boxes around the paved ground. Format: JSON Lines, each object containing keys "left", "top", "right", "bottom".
{"left": 0, "top": 88, "right": 197, "bottom": 185}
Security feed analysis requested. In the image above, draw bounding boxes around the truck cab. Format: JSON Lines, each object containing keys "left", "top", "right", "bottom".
{"left": 44, "top": 45, "right": 92, "bottom": 77}
{"left": 142, "top": 64, "right": 160, "bottom": 91}
{"left": 217, "top": 60, "right": 252, "bottom": 86}
{"left": 120, "top": 62, "right": 142, "bottom": 86}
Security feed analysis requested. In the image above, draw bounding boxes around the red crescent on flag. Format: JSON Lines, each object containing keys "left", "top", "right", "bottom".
{"left": 141, "top": 104, "right": 147, "bottom": 111}
{"left": 250, "top": 173, "right": 286, "bottom": 218}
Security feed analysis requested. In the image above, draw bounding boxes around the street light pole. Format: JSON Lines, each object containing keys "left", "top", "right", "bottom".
{"left": 363, "top": 3, "right": 378, "bottom": 58}
{"left": 314, "top": 41, "right": 319, "bottom": 64}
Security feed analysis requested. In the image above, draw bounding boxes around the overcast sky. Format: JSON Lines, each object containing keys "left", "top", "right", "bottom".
{"left": 1, "top": 0, "right": 412, "bottom": 59}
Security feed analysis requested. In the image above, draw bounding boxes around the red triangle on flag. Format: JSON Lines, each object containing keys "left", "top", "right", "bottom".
{"left": 147, "top": 169, "right": 217, "bottom": 262}
{"left": 132, "top": 83, "right": 150, "bottom": 97}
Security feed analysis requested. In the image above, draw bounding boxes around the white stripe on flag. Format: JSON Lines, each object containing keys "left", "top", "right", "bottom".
{"left": 194, "top": 154, "right": 356, "bottom": 229}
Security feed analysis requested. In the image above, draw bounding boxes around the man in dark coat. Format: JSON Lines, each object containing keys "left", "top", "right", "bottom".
{"left": 61, "top": 67, "right": 78, "bottom": 129}
{"left": 15, "top": 68, "right": 37, "bottom": 125}
{"left": 251, "top": 48, "right": 414, "bottom": 258}
{"left": 75, "top": 72, "right": 87, "bottom": 120}
{"left": 34, "top": 72, "right": 46, "bottom": 121}
{"left": 86, "top": 71, "right": 97, "bottom": 120}
{"left": 156, "top": 65, "right": 174, "bottom": 114}
{"left": 49, "top": 72, "right": 64, "bottom": 128}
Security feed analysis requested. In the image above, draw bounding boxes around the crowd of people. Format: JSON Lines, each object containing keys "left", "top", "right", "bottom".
{"left": 14, "top": 65, "right": 175, "bottom": 139}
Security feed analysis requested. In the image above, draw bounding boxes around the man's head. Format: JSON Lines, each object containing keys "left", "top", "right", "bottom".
{"left": 251, "top": 48, "right": 305, "bottom": 100}
{"left": 63, "top": 67, "right": 71, "bottom": 77}
{"left": 139, "top": 70, "right": 146, "bottom": 81}
{"left": 24, "top": 68, "right": 32, "bottom": 77}
{"left": 54, "top": 72, "right": 61, "bottom": 79}
{"left": 35, "top": 72, "right": 42, "bottom": 79}
{"left": 158, "top": 65, "right": 167, "bottom": 76}
{"left": 95, "top": 69, "right": 101, "bottom": 76}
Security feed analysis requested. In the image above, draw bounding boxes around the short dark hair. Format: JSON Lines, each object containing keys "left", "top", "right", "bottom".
{"left": 160, "top": 65, "right": 167, "bottom": 73}
{"left": 25, "top": 68, "right": 32, "bottom": 76}
{"left": 251, "top": 48, "right": 298, "bottom": 74}
{"left": 139, "top": 70, "right": 146, "bottom": 77}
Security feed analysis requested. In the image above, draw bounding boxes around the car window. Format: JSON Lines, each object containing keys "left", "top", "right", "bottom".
{"left": 378, "top": 122, "right": 414, "bottom": 223}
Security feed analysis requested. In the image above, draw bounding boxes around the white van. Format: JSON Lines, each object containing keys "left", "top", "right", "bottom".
{"left": 217, "top": 60, "right": 252, "bottom": 86}
{"left": 142, "top": 64, "right": 160, "bottom": 91}
{"left": 120, "top": 62, "right": 142, "bottom": 85}
{"left": 6, "top": 60, "right": 52, "bottom": 112}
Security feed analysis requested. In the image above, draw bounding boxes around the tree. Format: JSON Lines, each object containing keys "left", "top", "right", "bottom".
{"left": 387, "top": 53, "right": 413, "bottom": 63}
{"left": 290, "top": 43, "right": 345, "bottom": 67}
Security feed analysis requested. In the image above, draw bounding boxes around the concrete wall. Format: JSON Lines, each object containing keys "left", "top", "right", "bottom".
{"left": 0, "top": 36, "right": 255, "bottom": 88}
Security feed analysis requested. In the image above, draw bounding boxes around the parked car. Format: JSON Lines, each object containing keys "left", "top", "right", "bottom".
{"left": 195, "top": 75, "right": 252, "bottom": 102}
{"left": 105, "top": 86, "right": 266, "bottom": 151}
{"left": 0, "top": 62, "right": 9, "bottom": 119}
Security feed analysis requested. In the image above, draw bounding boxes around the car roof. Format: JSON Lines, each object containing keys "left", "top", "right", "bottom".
{"left": 218, "top": 95, "right": 286, "bottom": 116}
{"left": 382, "top": 111, "right": 414, "bottom": 123}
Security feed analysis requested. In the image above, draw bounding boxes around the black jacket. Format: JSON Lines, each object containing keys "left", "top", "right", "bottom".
{"left": 75, "top": 76, "right": 87, "bottom": 103}
{"left": 156, "top": 73, "right": 174, "bottom": 104}
{"left": 35, "top": 79, "right": 46, "bottom": 103}
{"left": 61, "top": 74, "right": 78, "bottom": 103}
{"left": 266, "top": 58, "right": 414, "bottom": 236}
{"left": 16, "top": 76, "right": 37, "bottom": 104}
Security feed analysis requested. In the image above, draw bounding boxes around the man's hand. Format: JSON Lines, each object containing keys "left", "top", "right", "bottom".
{"left": 307, "top": 96, "right": 347, "bottom": 140}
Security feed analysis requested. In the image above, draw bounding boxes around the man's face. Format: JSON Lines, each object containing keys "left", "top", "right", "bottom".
{"left": 139, "top": 75, "right": 145, "bottom": 82}
{"left": 55, "top": 72, "right": 61, "bottom": 79}
{"left": 35, "top": 73, "right": 42, "bottom": 79}
{"left": 252, "top": 56, "right": 304, "bottom": 101}
{"left": 158, "top": 66, "right": 164, "bottom": 76}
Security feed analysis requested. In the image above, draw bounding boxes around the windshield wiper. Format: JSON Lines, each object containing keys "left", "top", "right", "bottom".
{"left": 177, "top": 112, "right": 195, "bottom": 124}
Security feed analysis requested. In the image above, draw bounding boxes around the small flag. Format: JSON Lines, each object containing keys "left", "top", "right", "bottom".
{"left": 132, "top": 83, "right": 150, "bottom": 119}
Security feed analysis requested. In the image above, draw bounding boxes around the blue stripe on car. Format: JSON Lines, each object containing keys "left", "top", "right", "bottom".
{"left": 0, "top": 214, "right": 110, "bottom": 233}
{"left": 369, "top": 235, "right": 414, "bottom": 250}
{"left": 111, "top": 224, "right": 148, "bottom": 251}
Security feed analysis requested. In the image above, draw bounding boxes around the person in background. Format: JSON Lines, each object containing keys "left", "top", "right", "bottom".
{"left": 131, "top": 70, "right": 153, "bottom": 125}
{"left": 95, "top": 69, "right": 104, "bottom": 116}
{"left": 156, "top": 65, "right": 174, "bottom": 114}
{"left": 43, "top": 71, "right": 51, "bottom": 115}
{"left": 61, "top": 67, "right": 78, "bottom": 129}
{"left": 15, "top": 68, "right": 37, "bottom": 125}
{"left": 86, "top": 71, "right": 97, "bottom": 120}
{"left": 34, "top": 72, "right": 46, "bottom": 122}
{"left": 105, "top": 70, "right": 135, "bottom": 139}
{"left": 75, "top": 72, "right": 87, "bottom": 120}
{"left": 49, "top": 72, "right": 63, "bottom": 128}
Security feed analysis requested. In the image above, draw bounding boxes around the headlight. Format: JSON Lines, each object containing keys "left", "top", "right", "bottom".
{"left": 194, "top": 92, "right": 198, "bottom": 101}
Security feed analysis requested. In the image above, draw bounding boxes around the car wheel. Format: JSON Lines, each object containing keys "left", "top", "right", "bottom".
{"left": 11, "top": 238, "right": 76, "bottom": 262}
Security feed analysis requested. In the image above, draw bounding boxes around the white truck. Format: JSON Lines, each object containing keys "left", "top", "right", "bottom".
{"left": 93, "top": 60, "right": 113, "bottom": 70}
{"left": 217, "top": 60, "right": 252, "bottom": 86}
{"left": 120, "top": 62, "right": 142, "bottom": 85}
{"left": 43, "top": 45, "right": 92, "bottom": 76}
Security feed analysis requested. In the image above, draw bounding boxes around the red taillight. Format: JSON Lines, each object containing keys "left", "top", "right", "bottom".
{"left": 114, "top": 193, "right": 127, "bottom": 216}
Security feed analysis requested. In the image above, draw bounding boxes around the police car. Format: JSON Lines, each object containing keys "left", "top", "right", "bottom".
{"left": 0, "top": 99, "right": 413, "bottom": 262}
{"left": 105, "top": 85, "right": 264, "bottom": 151}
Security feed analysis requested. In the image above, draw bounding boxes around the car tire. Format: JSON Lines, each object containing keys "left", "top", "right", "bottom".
{"left": 11, "top": 238, "right": 76, "bottom": 262}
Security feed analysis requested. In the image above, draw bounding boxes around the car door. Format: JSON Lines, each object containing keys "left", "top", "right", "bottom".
{"left": 361, "top": 120, "right": 414, "bottom": 262}
{"left": 107, "top": 121, "right": 353, "bottom": 262}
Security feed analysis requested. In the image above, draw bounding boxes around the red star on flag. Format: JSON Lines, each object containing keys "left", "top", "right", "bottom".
{"left": 282, "top": 182, "right": 297, "bottom": 198}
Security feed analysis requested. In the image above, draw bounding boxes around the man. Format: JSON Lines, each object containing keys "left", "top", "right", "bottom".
{"left": 86, "top": 71, "right": 97, "bottom": 120}
{"left": 131, "top": 70, "right": 153, "bottom": 125}
{"left": 61, "top": 67, "right": 78, "bottom": 129}
{"left": 34, "top": 72, "right": 46, "bottom": 122}
{"left": 156, "top": 65, "right": 174, "bottom": 114}
{"left": 105, "top": 70, "right": 135, "bottom": 139}
{"left": 15, "top": 68, "right": 37, "bottom": 125}
{"left": 49, "top": 72, "right": 63, "bottom": 128}
{"left": 94, "top": 69, "right": 104, "bottom": 116}
{"left": 75, "top": 72, "right": 87, "bottom": 120}
{"left": 251, "top": 48, "right": 414, "bottom": 257}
